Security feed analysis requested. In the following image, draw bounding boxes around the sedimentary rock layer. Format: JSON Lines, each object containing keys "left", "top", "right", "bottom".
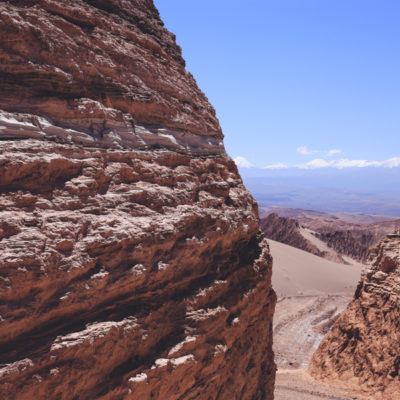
{"left": 0, "top": 0, "right": 221, "bottom": 136}
{"left": 309, "top": 232, "right": 400, "bottom": 398}
{"left": 0, "top": 1, "right": 276, "bottom": 399}
{"left": 0, "top": 137, "right": 275, "bottom": 399}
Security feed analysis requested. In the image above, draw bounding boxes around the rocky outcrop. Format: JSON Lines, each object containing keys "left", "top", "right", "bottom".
{"left": 260, "top": 213, "right": 324, "bottom": 258}
{"left": 0, "top": 0, "right": 221, "bottom": 137}
{"left": 264, "top": 207, "right": 400, "bottom": 263}
{"left": 309, "top": 231, "right": 400, "bottom": 398}
{"left": 315, "top": 229, "right": 375, "bottom": 262}
{"left": 0, "top": 1, "right": 276, "bottom": 399}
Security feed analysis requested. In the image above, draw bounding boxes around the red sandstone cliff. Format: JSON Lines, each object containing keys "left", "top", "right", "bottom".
{"left": 309, "top": 231, "right": 400, "bottom": 398}
{"left": 0, "top": 1, "right": 276, "bottom": 399}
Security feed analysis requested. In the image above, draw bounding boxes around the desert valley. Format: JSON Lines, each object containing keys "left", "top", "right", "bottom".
{"left": 258, "top": 208, "right": 400, "bottom": 399}
{"left": 0, "top": 1, "right": 399, "bottom": 399}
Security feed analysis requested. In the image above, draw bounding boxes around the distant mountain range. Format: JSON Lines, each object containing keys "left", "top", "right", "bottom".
{"left": 239, "top": 167, "right": 400, "bottom": 216}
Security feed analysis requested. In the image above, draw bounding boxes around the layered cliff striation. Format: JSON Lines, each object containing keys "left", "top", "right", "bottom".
{"left": 0, "top": 0, "right": 221, "bottom": 136}
{"left": 309, "top": 231, "right": 400, "bottom": 398}
{"left": 0, "top": 1, "right": 276, "bottom": 399}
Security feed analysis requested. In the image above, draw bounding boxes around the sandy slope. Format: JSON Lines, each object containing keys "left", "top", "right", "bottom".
{"left": 269, "top": 240, "right": 366, "bottom": 399}
{"left": 269, "top": 239, "right": 363, "bottom": 298}
{"left": 270, "top": 238, "right": 363, "bottom": 368}
{"left": 299, "top": 227, "right": 363, "bottom": 264}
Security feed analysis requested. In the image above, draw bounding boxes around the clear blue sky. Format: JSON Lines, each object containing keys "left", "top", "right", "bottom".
{"left": 154, "top": 0, "right": 400, "bottom": 169}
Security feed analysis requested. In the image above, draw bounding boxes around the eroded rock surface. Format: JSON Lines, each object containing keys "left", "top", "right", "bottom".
{"left": 0, "top": 0, "right": 221, "bottom": 137}
{"left": 0, "top": 1, "right": 275, "bottom": 399}
{"left": 309, "top": 232, "right": 400, "bottom": 398}
{"left": 0, "top": 139, "right": 276, "bottom": 399}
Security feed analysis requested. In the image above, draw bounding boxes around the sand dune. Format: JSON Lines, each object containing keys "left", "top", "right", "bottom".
{"left": 269, "top": 239, "right": 364, "bottom": 298}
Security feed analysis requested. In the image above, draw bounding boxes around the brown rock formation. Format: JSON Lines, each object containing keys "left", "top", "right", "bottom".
{"left": 260, "top": 213, "right": 324, "bottom": 258}
{"left": 315, "top": 229, "right": 375, "bottom": 262}
{"left": 315, "top": 219, "right": 400, "bottom": 263}
{"left": 263, "top": 208, "right": 400, "bottom": 263}
{"left": 0, "top": 0, "right": 221, "bottom": 137}
{"left": 309, "top": 231, "right": 400, "bottom": 398}
{"left": 0, "top": 1, "right": 276, "bottom": 399}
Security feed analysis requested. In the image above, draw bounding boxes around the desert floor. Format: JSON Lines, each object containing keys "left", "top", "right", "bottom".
{"left": 270, "top": 240, "right": 374, "bottom": 399}
{"left": 275, "top": 369, "right": 371, "bottom": 400}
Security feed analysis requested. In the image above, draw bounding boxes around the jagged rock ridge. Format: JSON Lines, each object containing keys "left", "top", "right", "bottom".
{"left": 309, "top": 231, "right": 400, "bottom": 398}
{"left": 315, "top": 229, "right": 379, "bottom": 263}
{"left": 0, "top": 1, "right": 276, "bottom": 399}
{"left": 260, "top": 213, "right": 324, "bottom": 258}
{"left": 262, "top": 209, "right": 400, "bottom": 263}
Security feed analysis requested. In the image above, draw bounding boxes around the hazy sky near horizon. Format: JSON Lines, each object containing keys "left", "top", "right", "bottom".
{"left": 155, "top": 0, "right": 400, "bottom": 170}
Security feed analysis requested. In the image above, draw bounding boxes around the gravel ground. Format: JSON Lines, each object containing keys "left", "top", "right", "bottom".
{"left": 275, "top": 369, "right": 371, "bottom": 400}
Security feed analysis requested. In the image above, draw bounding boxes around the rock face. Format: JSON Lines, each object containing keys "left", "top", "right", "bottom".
{"left": 309, "top": 232, "right": 400, "bottom": 398}
{"left": 315, "top": 229, "right": 377, "bottom": 263}
{"left": 0, "top": 0, "right": 221, "bottom": 137}
{"left": 0, "top": 2, "right": 276, "bottom": 399}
